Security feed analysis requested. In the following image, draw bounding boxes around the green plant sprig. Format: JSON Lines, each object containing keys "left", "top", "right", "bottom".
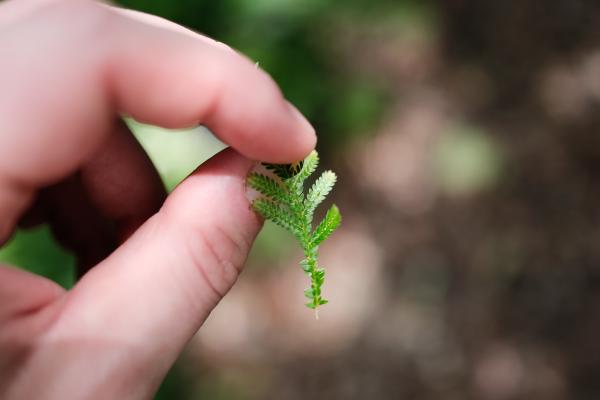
{"left": 248, "top": 150, "right": 341, "bottom": 317}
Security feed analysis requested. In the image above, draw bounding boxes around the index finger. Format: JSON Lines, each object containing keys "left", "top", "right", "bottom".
{"left": 0, "top": 0, "right": 315, "bottom": 186}
{"left": 106, "top": 6, "right": 317, "bottom": 161}
{"left": 0, "top": 0, "right": 316, "bottom": 237}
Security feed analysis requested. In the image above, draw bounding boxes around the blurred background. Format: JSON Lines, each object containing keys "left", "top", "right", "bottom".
{"left": 4, "top": 0, "right": 600, "bottom": 398}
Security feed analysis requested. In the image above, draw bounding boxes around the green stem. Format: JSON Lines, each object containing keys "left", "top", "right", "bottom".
{"left": 305, "top": 250, "right": 320, "bottom": 310}
{"left": 287, "top": 178, "right": 322, "bottom": 314}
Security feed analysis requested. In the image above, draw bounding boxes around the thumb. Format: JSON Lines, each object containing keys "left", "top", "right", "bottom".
{"left": 43, "top": 148, "right": 262, "bottom": 391}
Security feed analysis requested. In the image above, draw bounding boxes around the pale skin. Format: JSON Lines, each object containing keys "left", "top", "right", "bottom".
{"left": 0, "top": 0, "right": 316, "bottom": 398}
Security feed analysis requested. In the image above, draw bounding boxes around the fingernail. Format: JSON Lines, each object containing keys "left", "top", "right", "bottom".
{"left": 287, "top": 101, "right": 316, "bottom": 139}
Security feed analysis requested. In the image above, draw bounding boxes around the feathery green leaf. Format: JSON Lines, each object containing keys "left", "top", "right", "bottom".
{"left": 253, "top": 199, "right": 297, "bottom": 233}
{"left": 247, "top": 173, "right": 288, "bottom": 202}
{"left": 249, "top": 150, "right": 340, "bottom": 315}
{"left": 305, "top": 170, "right": 337, "bottom": 223}
{"left": 291, "top": 150, "right": 319, "bottom": 185}
{"left": 311, "top": 204, "right": 341, "bottom": 247}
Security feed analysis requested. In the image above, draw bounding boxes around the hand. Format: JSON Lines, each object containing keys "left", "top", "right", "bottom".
{"left": 0, "top": 1, "right": 316, "bottom": 398}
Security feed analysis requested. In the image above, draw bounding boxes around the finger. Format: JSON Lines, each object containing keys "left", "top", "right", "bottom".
{"left": 39, "top": 174, "right": 118, "bottom": 276}
{"left": 0, "top": 265, "right": 65, "bottom": 397}
{"left": 106, "top": 5, "right": 316, "bottom": 160}
{"left": 79, "top": 120, "right": 166, "bottom": 243}
{"left": 37, "top": 149, "right": 261, "bottom": 393}
{"left": 106, "top": 5, "right": 235, "bottom": 53}
{"left": 0, "top": 0, "right": 315, "bottom": 240}
{"left": 0, "top": 265, "right": 64, "bottom": 322}
{"left": 15, "top": 120, "right": 166, "bottom": 276}
{"left": 0, "top": 0, "right": 55, "bottom": 26}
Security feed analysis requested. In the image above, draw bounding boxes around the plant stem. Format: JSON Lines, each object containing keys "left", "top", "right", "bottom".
{"left": 287, "top": 178, "right": 322, "bottom": 316}
{"left": 305, "top": 249, "right": 321, "bottom": 317}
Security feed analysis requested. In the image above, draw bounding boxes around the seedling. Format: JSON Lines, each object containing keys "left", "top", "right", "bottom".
{"left": 248, "top": 150, "right": 341, "bottom": 318}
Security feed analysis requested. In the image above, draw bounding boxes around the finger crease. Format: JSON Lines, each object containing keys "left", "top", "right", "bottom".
{"left": 189, "top": 230, "right": 227, "bottom": 299}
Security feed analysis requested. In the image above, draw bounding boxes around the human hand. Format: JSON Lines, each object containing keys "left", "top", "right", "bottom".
{"left": 0, "top": 1, "right": 316, "bottom": 398}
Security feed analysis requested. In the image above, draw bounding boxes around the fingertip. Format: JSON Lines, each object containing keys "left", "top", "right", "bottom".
{"left": 200, "top": 61, "right": 317, "bottom": 164}
{"left": 161, "top": 148, "right": 260, "bottom": 229}
{"left": 284, "top": 101, "right": 318, "bottom": 160}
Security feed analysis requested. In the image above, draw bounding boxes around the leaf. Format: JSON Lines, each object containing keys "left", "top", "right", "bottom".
{"left": 299, "top": 259, "right": 311, "bottom": 272}
{"left": 253, "top": 199, "right": 298, "bottom": 234}
{"left": 314, "top": 268, "right": 326, "bottom": 285}
{"left": 247, "top": 173, "right": 288, "bottom": 202}
{"left": 247, "top": 149, "right": 341, "bottom": 313}
{"left": 304, "top": 170, "right": 336, "bottom": 222}
{"left": 280, "top": 151, "right": 319, "bottom": 200}
{"left": 311, "top": 204, "right": 341, "bottom": 247}
{"left": 291, "top": 150, "right": 319, "bottom": 185}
